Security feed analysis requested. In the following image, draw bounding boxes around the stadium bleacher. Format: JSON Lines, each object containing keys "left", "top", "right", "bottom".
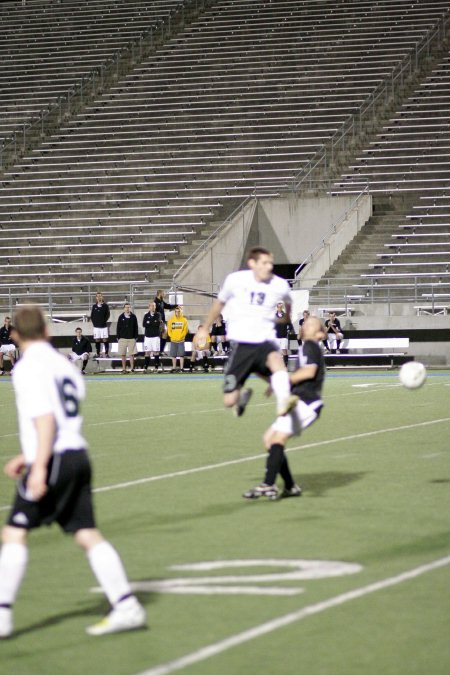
{"left": 0, "top": 0, "right": 449, "bottom": 313}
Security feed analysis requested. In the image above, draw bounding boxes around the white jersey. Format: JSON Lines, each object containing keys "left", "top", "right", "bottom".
{"left": 218, "top": 270, "right": 292, "bottom": 343}
{"left": 12, "top": 341, "right": 87, "bottom": 464}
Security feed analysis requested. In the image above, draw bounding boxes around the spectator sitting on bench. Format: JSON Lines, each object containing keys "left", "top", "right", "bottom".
{"left": 68, "top": 327, "right": 92, "bottom": 375}
{"left": 0, "top": 316, "right": 17, "bottom": 375}
{"left": 324, "top": 312, "right": 344, "bottom": 354}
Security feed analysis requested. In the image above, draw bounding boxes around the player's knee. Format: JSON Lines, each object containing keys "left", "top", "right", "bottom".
{"left": 2, "top": 525, "right": 27, "bottom": 545}
{"left": 73, "top": 528, "right": 104, "bottom": 550}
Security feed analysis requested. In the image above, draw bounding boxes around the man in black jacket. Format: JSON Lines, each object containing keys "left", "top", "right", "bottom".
{"left": 68, "top": 327, "right": 92, "bottom": 374}
{"left": 154, "top": 289, "right": 177, "bottom": 356}
{"left": 142, "top": 302, "right": 163, "bottom": 372}
{"left": 90, "top": 292, "right": 110, "bottom": 358}
{"left": 116, "top": 303, "right": 139, "bottom": 374}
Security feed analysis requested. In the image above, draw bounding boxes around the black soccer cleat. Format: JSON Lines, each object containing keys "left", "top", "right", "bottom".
{"left": 234, "top": 388, "right": 253, "bottom": 417}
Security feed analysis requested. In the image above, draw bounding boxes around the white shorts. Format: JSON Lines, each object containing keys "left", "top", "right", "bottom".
{"left": 0, "top": 345, "right": 15, "bottom": 354}
{"left": 276, "top": 338, "right": 289, "bottom": 351}
{"left": 271, "top": 399, "right": 323, "bottom": 437}
{"left": 93, "top": 327, "right": 108, "bottom": 340}
{"left": 69, "top": 352, "right": 90, "bottom": 361}
{"left": 326, "top": 333, "right": 343, "bottom": 348}
{"left": 144, "top": 336, "right": 161, "bottom": 353}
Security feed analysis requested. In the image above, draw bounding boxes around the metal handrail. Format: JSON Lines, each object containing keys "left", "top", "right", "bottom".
{"left": 294, "top": 182, "right": 370, "bottom": 278}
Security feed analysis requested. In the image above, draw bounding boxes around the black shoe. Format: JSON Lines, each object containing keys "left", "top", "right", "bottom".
{"left": 234, "top": 388, "right": 253, "bottom": 417}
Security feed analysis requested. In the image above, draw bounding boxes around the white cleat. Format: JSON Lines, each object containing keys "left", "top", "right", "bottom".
{"left": 86, "top": 597, "right": 146, "bottom": 636}
{"left": 277, "top": 394, "right": 299, "bottom": 417}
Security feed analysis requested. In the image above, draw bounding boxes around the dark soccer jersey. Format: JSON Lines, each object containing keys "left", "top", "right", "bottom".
{"left": 275, "top": 312, "right": 294, "bottom": 339}
{"left": 292, "top": 340, "right": 325, "bottom": 403}
{"left": 143, "top": 311, "right": 162, "bottom": 338}
{"left": 0, "top": 326, "right": 14, "bottom": 345}
{"left": 91, "top": 302, "right": 110, "bottom": 328}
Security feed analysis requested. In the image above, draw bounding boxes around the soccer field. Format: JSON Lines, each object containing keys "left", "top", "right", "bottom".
{"left": 0, "top": 370, "right": 449, "bottom": 675}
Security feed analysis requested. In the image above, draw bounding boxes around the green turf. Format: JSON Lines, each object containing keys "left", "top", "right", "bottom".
{"left": 0, "top": 371, "right": 449, "bottom": 675}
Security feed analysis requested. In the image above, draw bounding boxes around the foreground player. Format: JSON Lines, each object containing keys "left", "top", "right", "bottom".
{"left": 195, "top": 247, "right": 296, "bottom": 417}
{"left": 244, "top": 316, "right": 326, "bottom": 500}
{"left": 0, "top": 306, "right": 146, "bottom": 638}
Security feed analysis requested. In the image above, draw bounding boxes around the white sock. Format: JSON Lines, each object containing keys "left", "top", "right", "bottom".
{"left": 0, "top": 543, "right": 28, "bottom": 606}
{"left": 87, "top": 540, "right": 131, "bottom": 606}
{"left": 270, "top": 370, "right": 290, "bottom": 406}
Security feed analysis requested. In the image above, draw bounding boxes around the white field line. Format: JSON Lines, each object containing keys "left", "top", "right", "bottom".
{"left": 0, "top": 417, "right": 449, "bottom": 512}
{"left": 0, "top": 378, "right": 448, "bottom": 441}
{"left": 136, "top": 554, "right": 450, "bottom": 675}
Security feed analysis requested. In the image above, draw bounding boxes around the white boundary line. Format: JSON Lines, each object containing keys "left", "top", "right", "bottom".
{"left": 92, "top": 416, "right": 450, "bottom": 493}
{"left": 0, "top": 417, "right": 448, "bottom": 510}
{"left": 137, "top": 554, "right": 450, "bottom": 675}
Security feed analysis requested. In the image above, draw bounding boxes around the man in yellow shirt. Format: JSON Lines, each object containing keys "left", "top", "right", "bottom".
{"left": 167, "top": 306, "right": 189, "bottom": 372}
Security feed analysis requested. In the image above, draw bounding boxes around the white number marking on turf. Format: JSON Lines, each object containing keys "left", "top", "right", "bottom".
{"left": 135, "top": 554, "right": 450, "bottom": 675}
{"left": 91, "top": 559, "right": 362, "bottom": 597}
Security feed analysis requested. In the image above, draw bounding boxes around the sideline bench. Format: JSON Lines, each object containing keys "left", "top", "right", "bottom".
{"left": 321, "top": 337, "right": 411, "bottom": 368}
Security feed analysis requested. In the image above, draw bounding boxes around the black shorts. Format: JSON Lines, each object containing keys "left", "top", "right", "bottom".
{"left": 223, "top": 340, "right": 278, "bottom": 393}
{"left": 7, "top": 450, "right": 96, "bottom": 533}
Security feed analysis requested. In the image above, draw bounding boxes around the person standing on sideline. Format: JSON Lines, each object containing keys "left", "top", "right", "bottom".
{"left": 167, "top": 306, "right": 188, "bottom": 372}
{"left": 244, "top": 316, "right": 326, "bottom": 500}
{"left": 90, "top": 292, "right": 110, "bottom": 358}
{"left": 154, "top": 289, "right": 177, "bottom": 357}
{"left": 297, "top": 309, "right": 310, "bottom": 345}
{"left": 116, "top": 303, "right": 139, "bottom": 373}
{"left": 0, "top": 305, "right": 146, "bottom": 638}
{"left": 275, "top": 302, "right": 294, "bottom": 367}
{"left": 194, "top": 246, "right": 297, "bottom": 418}
{"left": 0, "top": 316, "right": 16, "bottom": 375}
{"left": 68, "top": 326, "right": 92, "bottom": 374}
{"left": 142, "top": 302, "right": 163, "bottom": 372}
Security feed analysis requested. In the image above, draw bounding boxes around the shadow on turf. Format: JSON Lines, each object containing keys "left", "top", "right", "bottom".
{"left": 296, "top": 470, "right": 367, "bottom": 497}
{"left": 10, "top": 597, "right": 152, "bottom": 639}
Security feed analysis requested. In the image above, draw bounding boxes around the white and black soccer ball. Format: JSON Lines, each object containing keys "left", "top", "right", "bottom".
{"left": 399, "top": 361, "right": 427, "bottom": 390}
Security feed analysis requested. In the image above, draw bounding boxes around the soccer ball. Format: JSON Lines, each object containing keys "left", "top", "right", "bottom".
{"left": 399, "top": 361, "right": 427, "bottom": 390}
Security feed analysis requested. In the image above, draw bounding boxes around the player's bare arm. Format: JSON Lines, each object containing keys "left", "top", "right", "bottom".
{"left": 27, "top": 413, "right": 56, "bottom": 500}
{"left": 289, "top": 363, "right": 318, "bottom": 385}
{"left": 4, "top": 454, "right": 26, "bottom": 479}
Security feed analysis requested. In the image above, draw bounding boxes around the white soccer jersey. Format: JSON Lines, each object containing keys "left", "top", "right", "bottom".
{"left": 12, "top": 341, "right": 87, "bottom": 464}
{"left": 218, "top": 270, "right": 292, "bottom": 343}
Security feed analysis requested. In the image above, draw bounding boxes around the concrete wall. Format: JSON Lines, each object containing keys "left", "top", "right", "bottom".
{"left": 295, "top": 193, "right": 372, "bottom": 289}
{"left": 256, "top": 193, "right": 362, "bottom": 264}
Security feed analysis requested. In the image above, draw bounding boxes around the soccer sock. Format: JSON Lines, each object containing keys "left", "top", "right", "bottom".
{"left": 104, "top": 342, "right": 109, "bottom": 357}
{"left": 270, "top": 370, "right": 291, "bottom": 407}
{"left": 202, "top": 355, "right": 208, "bottom": 369}
{"left": 81, "top": 359, "right": 87, "bottom": 372}
{"left": 279, "top": 454, "right": 294, "bottom": 490}
{"left": 283, "top": 354, "right": 289, "bottom": 367}
{"left": 264, "top": 443, "right": 284, "bottom": 486}
{"left": 86, "top": 540, "right": 132, "bottom": 607}
{"left": 154, "top": 354, "right": 160, "bottom": 367}
{"left": 0, "top": 543, "right": 28, "bottom": 606}
{"left": 144, "top": 356, "right": 150, "bottom": 369}
{"left": 95, "top": 343, "right": 101, "bottom": 356}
